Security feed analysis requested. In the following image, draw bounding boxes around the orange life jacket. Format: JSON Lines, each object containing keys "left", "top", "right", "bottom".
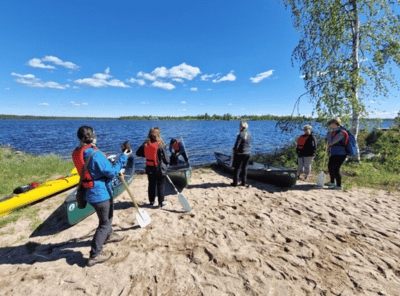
{"left": 331, "top": 130, "right": 349, "bottom": 147}
{"left": 172, "top": 139, "right": 180, "bottom": 151}
{"left": 145, "top": 141, "right": 159, "bottom": 167}
{"left": 72, "top": 144, "right": 98, "bottom": 189}
{"left": 297, "top": 134, "right": 309, "bottom": 149}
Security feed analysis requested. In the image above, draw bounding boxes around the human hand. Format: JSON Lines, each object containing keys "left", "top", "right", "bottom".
{"left": 123, "top": 149, "right": 132, "bottom": 156}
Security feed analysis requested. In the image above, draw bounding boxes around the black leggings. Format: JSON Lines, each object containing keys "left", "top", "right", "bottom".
{"left": 233, "top": 154, "right": 251, "bottom": 185}
{"left": 147, "top": 173, "right": 166, "bottom": 205}
{"left": 328, "top": 155, "right": 347, "bottom": 187}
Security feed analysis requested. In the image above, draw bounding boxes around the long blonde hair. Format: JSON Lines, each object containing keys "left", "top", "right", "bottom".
{"left": 144, "top": 127, "right": 166, "bottom": 147}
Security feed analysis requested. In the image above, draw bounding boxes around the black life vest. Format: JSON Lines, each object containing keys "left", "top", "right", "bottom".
{"left": 297, "top": 134, "right": 309, "bottom": 149}
{"left": 145, "top": 141, "right": 159, "bottom": 167}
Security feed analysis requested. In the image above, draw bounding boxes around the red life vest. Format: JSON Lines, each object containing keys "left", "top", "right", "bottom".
{"left": 172, "top": 139, "right": 180, "bottom": 151}
{"left": 331, "top": 130, "right": 348, "bottom": 147}
{"left": 145, "top": 141, "right": 159, "bottom": 167}
{"left": 297, "top": 134, "right": 309, "bottom": 149}
{"left": 72, "top": 144, "right": 98, "bottom": 188}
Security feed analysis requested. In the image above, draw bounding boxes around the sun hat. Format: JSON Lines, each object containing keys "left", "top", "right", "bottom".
{"left": 327, "top": 117, "right": 343, "bottom": 126}
{"left": 303, "top": 125, "right": 312, "bottom": 130}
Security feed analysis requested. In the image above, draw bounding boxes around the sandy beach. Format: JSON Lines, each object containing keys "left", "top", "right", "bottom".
{"left": 1, "top": 166, "right": 400, "bottom": 296}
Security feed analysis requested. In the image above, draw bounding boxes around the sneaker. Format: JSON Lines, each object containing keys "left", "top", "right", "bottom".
{"left": 150, "top": 202, "right": 155, "bottom": 207}
{"left": 331, "top": 185, "right": 343, "bottom": 190}
{"left": 158, "top": 202, "right": 168, "bottom": 209}
{"left": 105, "top": 232, "right": 125, "bottom": 244}
{"left": 87, "top": 251, "right": 112, "bottom": 267}
{"left": 324, "top": 182, "right": 336, "bottom": 187}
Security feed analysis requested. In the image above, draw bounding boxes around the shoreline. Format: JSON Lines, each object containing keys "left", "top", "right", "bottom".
{"left": 0, "top": 166, "right": 399, "bottom": 295}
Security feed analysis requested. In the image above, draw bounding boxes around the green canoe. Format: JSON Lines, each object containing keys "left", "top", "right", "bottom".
{"left": 215, "top": 152, "right": 297, "bottom": 187}
{"left": 64, "top": 155, "right": 135, "bottom": 225}
{"left": 167, "top": 160, "right": 192, "bottom": 188}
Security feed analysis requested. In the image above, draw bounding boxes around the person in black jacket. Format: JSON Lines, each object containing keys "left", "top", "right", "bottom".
{"left": 296, "top": 125, "right": 318, "bottom": 181}
{"left": 136, "top": 127, "right": 169, "bottom": 209}
{"left": 231, "top": 121, "right": 252, "bottom": 187}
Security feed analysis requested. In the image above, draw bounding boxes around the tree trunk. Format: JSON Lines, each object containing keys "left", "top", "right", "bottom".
{"left": 350, "top": 0, "right": 361, "bottom": 162}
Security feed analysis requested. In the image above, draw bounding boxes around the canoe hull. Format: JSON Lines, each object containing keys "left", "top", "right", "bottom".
{"left": 0, "top": 169, "right": 79, "bottom": 218}
{"left": 215, "top": 152, "right": 297, "bottom": 188}
{"left": 64, "top": 156, "right": 135, "bottom": 225}
{"left": 167, "top": 161, "right": 192, "bottom": 188}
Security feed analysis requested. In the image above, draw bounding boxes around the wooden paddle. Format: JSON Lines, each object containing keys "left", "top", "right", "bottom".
{"left": 118, "top": 172, "right": 151, "bottom": 227}
{"left": 166, "top": 175, "right": 191, "bottom": 212}
{"left": 317, "top": 144, "right": 329, "bottom": 187}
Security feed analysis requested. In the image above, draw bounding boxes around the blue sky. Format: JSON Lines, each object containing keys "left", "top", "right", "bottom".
{"left": 0, "top": 0, "right": 399, "bottom": 118}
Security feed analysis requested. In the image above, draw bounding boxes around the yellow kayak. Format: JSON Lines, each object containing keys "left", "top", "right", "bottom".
{"left": 0, "top": 168, "right": 79, "bottom": 218}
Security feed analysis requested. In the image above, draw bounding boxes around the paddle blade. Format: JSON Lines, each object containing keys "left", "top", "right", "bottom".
{"left": 178, "top": 193, "right": 191, "bottom": 212}
{"left": 136, "top": 209, "right": 151, "bottom": 227}
{"left": 317, "top": 171, "right": 325, "bottom": 187}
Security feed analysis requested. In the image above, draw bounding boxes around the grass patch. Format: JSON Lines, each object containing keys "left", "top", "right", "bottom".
{"left": 251, "top": 130, "right": 400, "bottom": 192}
{"left": 0, "top": 205, "right": 43, "bottom": 231}
{"left": 0, "top": 227, "right": 14, "bottom": 236}
{"left": 0, "top": 144, "right": 75, "bottom": 199}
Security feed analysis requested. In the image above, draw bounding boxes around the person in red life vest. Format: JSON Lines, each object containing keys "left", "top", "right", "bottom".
{"left": 169, "top": 138, "right": 188, "bottom": 165}
{"left": 231, "top": 121, "right": 252, "bottom": 187}
{"left": 325, "top": 117, "right": 347, "bottom": 190}
{"left": 72, "top": 126, "right": 132, "bottom": 267}
{"left": 296, "top": 125, "right": 318, "bottom": 181}
{"left": 136, "top": 127, "right": 169, "bottom": 209}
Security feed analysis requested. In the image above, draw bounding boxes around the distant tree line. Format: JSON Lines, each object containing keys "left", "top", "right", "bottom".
{"left": 0, "top": 113, "right": 395, "bottom": 121}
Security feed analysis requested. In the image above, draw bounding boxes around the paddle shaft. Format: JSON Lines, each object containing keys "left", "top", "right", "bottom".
{"left": 166, "top": 175, "right": 180, "bottom": 195}
{"left": 322, "top": 143, "right": 329, "bottom": 171}
{"left": 118, "top": 172, "right": 144, "bottom": 220}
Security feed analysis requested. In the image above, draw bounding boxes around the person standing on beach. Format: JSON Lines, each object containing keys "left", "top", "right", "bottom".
{"left": 72, "top": 126, "right": 132, "bottom": 267}
{"left": 169, "top": 138, "right": 188, "bottom": 165}
{"left": 296, "top": 125, "right": 318, "bottom": 181}
{"left": 231, "top": 121, "right": 252, "bottom": 187}
{"left": 136, "top": 127, "right": 169, "bottom": 208}
{"left": 325, "top": 118, "right": 347, "bottom": 190}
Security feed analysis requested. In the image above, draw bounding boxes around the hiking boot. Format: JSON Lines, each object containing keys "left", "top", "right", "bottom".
{"left": 87, "top": 251, "right": 112, "bottom": 267}
{"left": 159, "top": 202, "right": 168, "bottom": 209}
{"left": 331, "top": 185, "right": 343, "bottom": 190}
{"left": 240, "top": 183, "right": 250, "bottom": 188}
{"left": 105, "top": 232, "right": 125, "bottom": 244}
{"left": 150, "top": 202, "right": 155, "bottom": 207}
{"left": 230, "top": 182, "right": 237, "bottom": 187}
{"left": 324, "top": 182, "right": 336, "bottom": 187}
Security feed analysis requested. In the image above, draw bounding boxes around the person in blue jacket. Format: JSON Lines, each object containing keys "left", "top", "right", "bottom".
{"left": 73, "top": 126, "right": 132, "bottom": 267}
{"left": 325, "top": 117, "right": 347, "bottom": 190}
{"left": 169, "top": 138, "right": 188, "bottom": 165}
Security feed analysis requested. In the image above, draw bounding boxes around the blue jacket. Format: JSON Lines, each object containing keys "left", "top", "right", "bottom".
{"left": 169, "top": 141, "right": 185, "bottom": 154}
{"left": 326, "top": 127, "right": 347, "bottom": 156}
{"left": 82, "top": 146, "right": 128, "bottom": 204}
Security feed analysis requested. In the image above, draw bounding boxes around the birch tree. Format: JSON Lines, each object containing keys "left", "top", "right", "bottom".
{"left": 281, "top": 0, "right": 400, "bottom": 161}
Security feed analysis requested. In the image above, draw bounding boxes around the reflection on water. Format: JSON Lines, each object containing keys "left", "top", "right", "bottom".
{"left": 0, "top": 119, "right": 392, "bottom": 171}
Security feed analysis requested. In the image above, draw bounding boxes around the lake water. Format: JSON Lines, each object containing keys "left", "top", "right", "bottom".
{"left": 0, "top": 119, "right": 394, "bottom": 170}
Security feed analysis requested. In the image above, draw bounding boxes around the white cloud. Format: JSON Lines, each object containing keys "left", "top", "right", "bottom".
{"left": 67, "top": 79, "right": 72, "bottom": 82}
{"left": 139, "top": 63, "right": 201, "bottom": 82}
{"left": 151, "top": 81, "right": 176, "bottom": 90}
{"left": 229, "top": 103, "right": 232, "bottom": 105}
{"left": 300, "top": 75, "right": 305, "bottom": 79}
{"left": 250, "top": 70, "right": 274, "bottom": 83}
{"left": 137, "top": 71, "right": 157, "bottom": 81}
{"left": 212, "top": 71, "right": 236, "bottom": 83}
{"left": 141, "top": 102, "right": 149, "bottom": 104}
{"left": 190, "top": 87, "right": 198, "bottom": 91}
{"left": 39, "top": 103, "right": 50, "bottom": 106}
{"left": 75, "top": 68, "right": 130, "bottom": 88}
{"left": 201, "top": 73, "right": 220, "bottom": 81}
{"left": 82, "top": 103, "right": 89, "bottom": 106}
{"left": 207, "top": 89, "right": 212, "bottom": 91}
{"left": 41, "top": 56, "right": 80, "bottom": 70}
{"left": 12, "top": 72, "right": 70, "bottom": 89}
{"left": 182, "top": 109, "right": 186, "bottom": 111}
{"left": 27, "top": 58, "right": 56, "bottom": 69}
{"left": 5, "top": 88, "right": 10, "bottom": 90}
{"left": 370, "top": 100, "right": 376, "bottom": 103}
{"left": 127, "top": 78, "right": 146, "bottom": 86}
{"left": 70, "top": 101, "right": 76, "bottom": 104}
{"left": 181, "top": 101, "right": 186, "bottom": 104}
{"left": 73, "top": 86, "right": 80, "bottom": 89}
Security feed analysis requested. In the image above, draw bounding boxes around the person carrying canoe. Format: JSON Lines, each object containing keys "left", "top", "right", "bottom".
{"left": 296, "top": 125, "right": 318, "bottom": 181}
{"left": 231, "top": 121, "right": 252, "bottom": 187}
{"left": 72, "top": 126, "right": 132, "bottom": 267}
{"left": 325, "top": 117, "right": 347, "bottom": 190}
{"left": 169, "top": 138, "right": 188, "bottom": 165}
{"left": 136, "top": 127, "right": 169, "bottom": 208}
